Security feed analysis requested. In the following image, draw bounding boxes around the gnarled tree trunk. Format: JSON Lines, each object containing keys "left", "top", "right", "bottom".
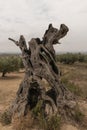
{"left": 8, "top": 24, "right": 76, "bottom": 121}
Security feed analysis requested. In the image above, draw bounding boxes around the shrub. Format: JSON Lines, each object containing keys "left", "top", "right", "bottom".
{"left": 32, "top": 100, "right": 61, "bottom": 130}
{"left": 56, "top": 53, "right": 87, "bottom": 64}
{"left": 0, "top": 111, "right": 12, "bottom": 125}
{"left": 0, "top": 56, "right": 23, "bottom": 77}
{"left": 38, "top": 114, "right": 61, "bottom": 130}
{"left": 61, "top": 78, "right": 82, "bottom": 96}
{"left": 74, "top": 105, "right": 84, "bottom": 124}
{"left": 18, "top": 57, "right": 24, "bottom": 69}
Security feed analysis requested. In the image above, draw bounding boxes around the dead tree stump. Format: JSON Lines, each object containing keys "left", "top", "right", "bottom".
{"left": 8, "top": 24, "right": 76, "bottom": 121}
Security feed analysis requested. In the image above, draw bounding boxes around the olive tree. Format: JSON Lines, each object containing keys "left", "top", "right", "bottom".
{"left": 0, "top": 56, "right": 20, "bottom": 77}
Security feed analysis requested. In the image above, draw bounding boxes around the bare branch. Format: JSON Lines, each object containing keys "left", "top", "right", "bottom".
{"left": 8, "top": 38, "right": 19, "bottom": 46}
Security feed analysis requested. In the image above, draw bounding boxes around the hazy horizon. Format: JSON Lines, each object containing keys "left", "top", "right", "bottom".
{"left": 0, "top": 47, "right": 87, "bottom": 54}
{"left": 0, "top": 0, "right": 87, "bottom": 53}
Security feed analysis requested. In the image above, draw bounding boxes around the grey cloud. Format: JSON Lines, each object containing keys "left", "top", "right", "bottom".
{"left": 0, "top": 0, "right": 87, "bottom": 53}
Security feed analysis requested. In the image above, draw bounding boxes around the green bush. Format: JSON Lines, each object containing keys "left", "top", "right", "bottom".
{"left": 0, "top": 111, "right": 12, "bottom": 125}
{"left": 18, "top": 57, "right": 24, "bottom": 69}
{"left": 0, "top": 56, "right": 23, "bottom": 77}
{"left": 56, "top": 53, "right": 87, "bottom": 64}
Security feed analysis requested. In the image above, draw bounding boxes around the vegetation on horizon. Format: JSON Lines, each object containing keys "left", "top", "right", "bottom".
{"left": 56, "top": 53, "right": 87, "bottom": 64}
{"left": 0, "top": 53, "right": 87, "bottom": 77}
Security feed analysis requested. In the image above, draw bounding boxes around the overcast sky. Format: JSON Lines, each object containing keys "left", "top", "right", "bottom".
{"left": 0, "top": 0, "right": 87, "bottom": 53}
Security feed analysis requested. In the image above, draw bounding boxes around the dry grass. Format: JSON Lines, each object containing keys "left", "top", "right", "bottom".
{"left": 0, "top": 71, "right": 24, "bottom": 130}
{"left": 58, "top": 62, "right": 87, "bottom": 98}
{"left": 0, "top": 63, "right": 87, "bottom": 130}
{"left": 12, "top": 111, "right": 34, "bottom": 130}
{"left": 0, "top": 72, "right": 24, "bottom": 108}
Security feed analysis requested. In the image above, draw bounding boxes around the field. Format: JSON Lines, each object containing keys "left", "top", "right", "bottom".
{"left": 0, "top": 71, "right": 24, "bottom": 130}
{"left": 0, "top": 62, "right": 87, "bottom": 130}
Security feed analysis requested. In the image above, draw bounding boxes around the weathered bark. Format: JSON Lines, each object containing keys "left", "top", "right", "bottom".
{"left": 8, "top": 24, "right": 76, "bottom": 121}
{"left": 42, "top": 24, "right": 69, "bottom": 59}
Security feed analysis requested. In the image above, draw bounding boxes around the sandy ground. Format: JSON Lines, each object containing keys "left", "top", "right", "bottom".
{"left": 0, "top": 72, "right": 24, "bottom": 130}
{"left": 0, "top": 63, "right": 87, "bottom": 130}
{"left": 0, "top": 72, "right": 24, "bottom": 110}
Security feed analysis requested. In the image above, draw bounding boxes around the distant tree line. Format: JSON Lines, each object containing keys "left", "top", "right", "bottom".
{"left": 56, "top": 53, "right": 87, "bottom": 64}
{"left": 0, "top": 53, "right": 87, "bottom": 77}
